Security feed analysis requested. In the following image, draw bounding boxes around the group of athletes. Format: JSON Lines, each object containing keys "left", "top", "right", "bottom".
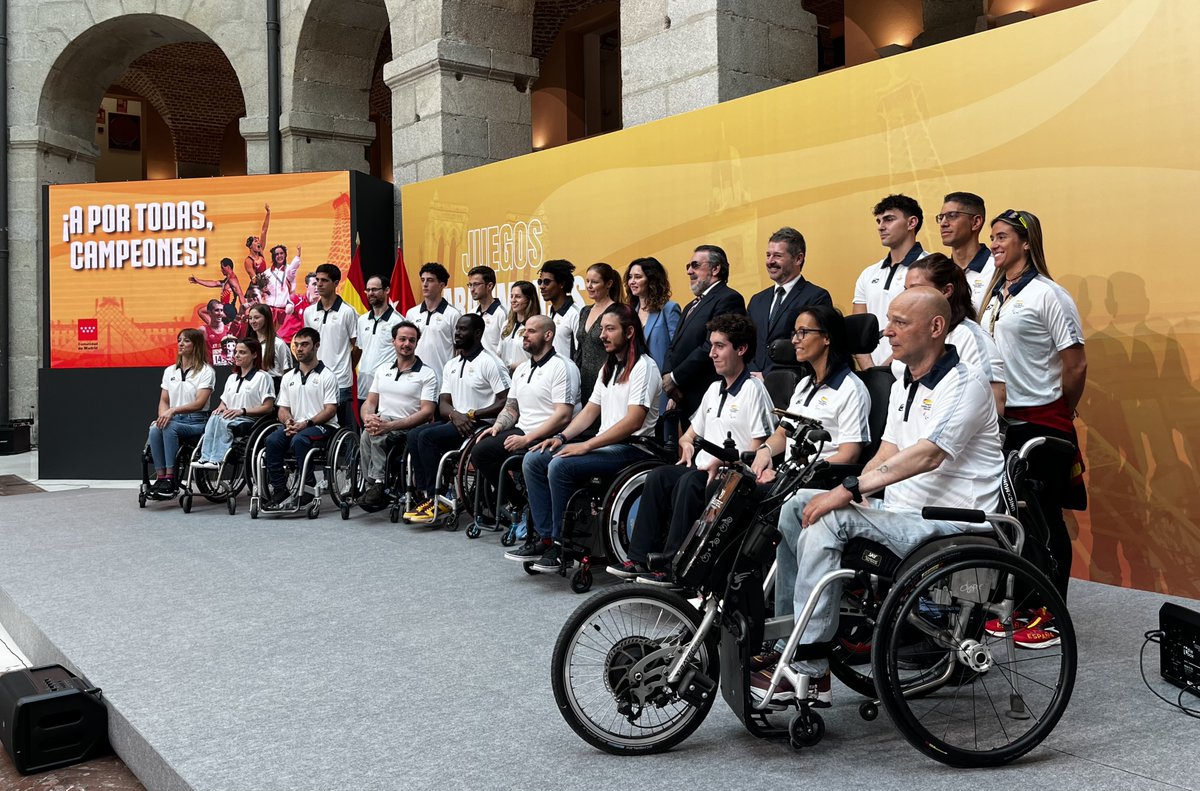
{"left": 144, "top": 190, "right": 1087, "bottom": 709}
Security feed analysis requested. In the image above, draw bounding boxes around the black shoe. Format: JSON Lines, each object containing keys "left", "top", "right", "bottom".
{"left": 266, "top": 488, "right": 291, "bottom": 508}
{"left": 361, "top": 482, "right": 386, "bottom": 508}
{"left": 299, "top": 491, "right": 315, "bottom": 507}
{"left": 504, "top": 541, "right": 548, "bottom": 561}
{"left": 532, "top": 545, "right": 563, "bottom": 572}
{"left": 156, "top": 479, "right": 178, "bottom": 497}
{"left": 151, "top": 478, "right": 173, "bottom": 494}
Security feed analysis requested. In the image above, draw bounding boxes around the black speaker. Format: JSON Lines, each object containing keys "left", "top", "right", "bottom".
{"left": 0, "top": 665, "right": 110, "bottom": 774}
{"left": 0, "top": 423, "right": 31, "bottom": 456}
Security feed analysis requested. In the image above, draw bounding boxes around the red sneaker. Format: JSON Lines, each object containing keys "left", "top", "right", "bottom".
{"left": 1013, "top": 623, "right": 1061, "bottom": 649}
{"left": 984, "top": 607, "right": 1051, "bottom": 638}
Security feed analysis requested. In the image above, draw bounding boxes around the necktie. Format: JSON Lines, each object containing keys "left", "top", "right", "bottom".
{"left": 769, "top": 285, "right": 785, "bottom": 323}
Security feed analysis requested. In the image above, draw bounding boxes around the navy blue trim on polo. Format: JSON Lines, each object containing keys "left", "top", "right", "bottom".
{"left": 389, "top": 357, "right": 425, "bottom": 380}
{"left": 716, "top": 368, "right": 753, "bottom": 416}
{"left": 367, "top": 306, "right": 396, "bottom": 333}
{"left": 966, "top": 246, "right": 991, "bottom": 273}
{"left": 179, "top": 365, "right": 190, "bottom": 382}
{"left": 798, "top": 362, "right": 853, "bottom": 407}
{"left": 990, "top": 267, "right": 1038, "bottom": 300}
{"left": 902, "top": 346, "right": 960, "bottom": 420}
{"left": 233, "top": 368, "right": 260, "bottom": 392}
{"left": 296, "top": 360, "right": 328, "bottom": 385}
{"left": 457, "top": 345, "right": 485, "bottom": 377}
{"left": 419, "top": 298, "right": 451, "bottom": 324}
{"left": 550, "top": 295, "right": 575, "bottom": 317}
{"left": 879, "top": 243, "right": 925, "bottom": 290}
{"left": 526, "top": 347, "right": 557, "bottom": 382}
{"left": 313, "top": 295, "right": 347, "bottom": 324}
{"left": 479, "top": 299, "right": 503, "bottom": 316}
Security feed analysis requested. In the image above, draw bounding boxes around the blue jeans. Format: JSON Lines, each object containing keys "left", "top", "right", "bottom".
{"left": 406, "top": 421, "right": 465, "bottom": 494}
{"left": 148, "top": 412, "right": 207, "bottom": 471}
{"left": 199, "top": 415, "right": 254, "bottom": 463}
{"left": 522, "top": 443, "right": 648, "bottom": 542}
{"left": 264, "top": 424, "right": 333, "bottom": 491}
{"left": 774, "top": 489, "right": 965, "bottom": 675}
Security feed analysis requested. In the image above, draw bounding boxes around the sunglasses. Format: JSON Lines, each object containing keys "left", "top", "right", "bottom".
{"left": 996, "top": 209, "right": 1030, "bottom": 231}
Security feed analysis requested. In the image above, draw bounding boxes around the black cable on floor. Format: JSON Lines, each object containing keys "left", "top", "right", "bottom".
{"left": 1141, "top": 630, "right": 1200, "bottom": 720}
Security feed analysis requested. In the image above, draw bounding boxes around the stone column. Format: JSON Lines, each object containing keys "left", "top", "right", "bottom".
{"left": 621, "top": 0, "right": 818, "bottom": 128}
{"left": 912, "top": 0, "right": 987, "bottom": 49}
{"left": 279, "top": 112, "right": 377, "bottom": 174}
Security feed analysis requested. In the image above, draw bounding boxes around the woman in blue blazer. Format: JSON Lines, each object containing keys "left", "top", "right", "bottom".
{"left": 625, "top": 257, "right": 681, "bottom": 389}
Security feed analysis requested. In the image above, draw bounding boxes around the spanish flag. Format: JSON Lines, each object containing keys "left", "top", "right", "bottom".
{"left": 339, "top": 234, "right": 368, "bottom": 314}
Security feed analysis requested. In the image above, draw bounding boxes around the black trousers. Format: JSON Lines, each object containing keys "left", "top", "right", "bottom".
{"left": 1004, "top": 420, "right": 1077, "bottom": 600}
{"left": 628, "top": 465, "right": 709, "bottom": 565}
{"left": 470, "top": 428, "right": 526, "bottom": 514}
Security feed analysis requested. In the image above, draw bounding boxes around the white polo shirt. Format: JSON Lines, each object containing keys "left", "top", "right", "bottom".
{"left": 548, "top": 297, "right": 581, "bottom": 360}
{"left": 880, "top": 348, "right": 1003, "bottom": 514}
{"left": 406, "top": 298, "right": 462, "bottom": 377}
{"left": 266, "top": 336, "right": 293, "bottom": 378}
{"left": 890, "top": 321, "right": 1005, "bottom": 386}
{"left": 962, "top": 246, "right": 996, "bottom": 315}
{"left": 690, "top": 370, "right": 775, "bottom": 467}
{"left": 979, "top": 271, "right": 1084, "bottom": 408}
{"left": 303, "top": 296, "right": 359, "bottom": 390}
{"left": 853, "top": 243, "right": 929, "bottom": 365}
{"left": 356, "top": 307, "right": 405, "bottom": 398}
{"left": 160, "top": 363, "right": 215, "bottom": 409}
{"left": 277, "top": 361, "right": 341, "bottom": 428}
{"left": 510, "top": 350, "right": 580, "bottom": 433}
{"left": 589, "top": 355, "right": 662, "bottom": 437}
{"left": 477, "top": 299, "right": 508, "bottom": 358}
{"left": 785, "top": 365, "right": 872, "bottom": 460}
{"left": 498, "top": 321, "right": 530, "bottom": 371}
{"left": 219, "top": 368, "right": 276, "bottom": 411}
{"left": 440, "top": 347, "right": 511, "bottom": 413}
{"left": 370, "top": 357, "right": 440, "bottom": 419}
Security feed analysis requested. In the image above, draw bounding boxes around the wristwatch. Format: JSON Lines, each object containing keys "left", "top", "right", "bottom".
{"left": 467, "top": 409, "right": 477, "bottom": 421}
{"left": 841, "top": 476, "right": 863, "bottom": 504}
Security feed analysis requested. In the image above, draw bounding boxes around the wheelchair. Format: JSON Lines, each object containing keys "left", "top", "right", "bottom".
{"left": 247, "top": 424, "right": 358, "bottom": 519}
{"left": 138, "top": 436, "right": 200, "bottom": 507}
{"left": 396, "top": 424, "right": 488, "bottom": 528}
{"left": 550, "top": 418, "right": 1077, "bottom": 768}
{"left": 177, "top": 414, "right": 279, "bottom": 515}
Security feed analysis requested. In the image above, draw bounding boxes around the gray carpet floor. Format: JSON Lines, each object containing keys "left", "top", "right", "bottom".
{"left": 0, "top": 487, "right": 1196, "bottom": 791}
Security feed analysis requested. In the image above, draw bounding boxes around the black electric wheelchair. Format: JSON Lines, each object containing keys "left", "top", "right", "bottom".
{"left": 176, "top": 413, "right": 280, "bottom": 515}
{"left": 247, "top": 423, "right": 358, "bottom": 519}
{"left": 550, "top": 414, "right": 1078, "bottom": 768}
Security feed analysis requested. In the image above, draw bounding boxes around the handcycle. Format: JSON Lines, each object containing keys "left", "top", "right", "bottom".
{"left": 550, "top": 412, "right": 1077, "bottom": 767}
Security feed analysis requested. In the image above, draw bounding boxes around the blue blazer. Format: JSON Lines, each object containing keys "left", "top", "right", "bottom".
{"left": 641, "top": 300, "right": 681, "bottom": 374}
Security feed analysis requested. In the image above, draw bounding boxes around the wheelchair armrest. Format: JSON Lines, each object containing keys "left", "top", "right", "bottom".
{"left": 921, "top": 506, "right": 988, "bottom": 523}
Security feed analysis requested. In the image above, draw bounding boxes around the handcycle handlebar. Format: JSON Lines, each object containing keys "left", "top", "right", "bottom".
{"left": 921, "top": 506, "right": 988, "bottom": 523}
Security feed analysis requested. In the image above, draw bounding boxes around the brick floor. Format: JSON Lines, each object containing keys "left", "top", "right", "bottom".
{"left": 0, "top": 749, "right": 144, "bottom": 791}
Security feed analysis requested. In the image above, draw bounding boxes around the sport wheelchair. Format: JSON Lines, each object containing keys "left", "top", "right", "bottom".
{"left": 550, "top": 415, "right": 1077, "bottom": 768}
{"left": 177, "top": 414, "right": 279, "bottom": 515}
{"left": 394, "top": 424, "right": 489, "bottom": 527}
{"left": 248, "top": 424, "right": 358, "bottom": 519}
{"left": 138, "top": 437, "right": 200, "bottom": 507}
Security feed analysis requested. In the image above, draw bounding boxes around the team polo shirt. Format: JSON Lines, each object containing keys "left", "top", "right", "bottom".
{"left": 785, "top": 365, "right": 872, "bottom": 460}
{"left": 356, "top": 307, "right": 405, "bottom": 398}
{"left": 277, "top": 361, "right": 341, "bottom": 428}
{"left": 589, "top": 355, "right": 662, "bottom": 437}
{"left": 690, "top": 370, "right": 775, "bottom": 467}
{"left": 370, "top": 357, "right": 440, "bottom": 419}
{"left": 406, "top": 298, "right": 461, "bottom": 377}
{"left": 549, "top": 297, "right": 581, "bottom": 360}
{"left": 510, "top": 350, "right": 580, "bottom": 433}
{"left": 219, "top": 368, "right": 276, "bottom": 411}
{"left": 853, "top": 243, "right": 928, "bottom": 365}
{"left": 880, "top": 348, "right": 1003, "bottom": 514}
{"left": 962, "top": 246, "right": 996, "bottom": 315}
{"left": 160, "top": 364, "right": 215, "bottom": 409}
{"left": 303, "top": 296, "right": 359, "bottom": 389}
{"left": 478, "top": 299, "right": 509, "bottom": 358}
{"left": 979, "top": 271, "right": 1084, "bottom": 408}
{"left": 498, "top": 322, "right": 530, "bottom": 370}
{"left": 890, "top": 322, "right": 1005, "bottom": 386}
{"left": 267, "top": 336, "right": 293, "bottom": 378}
{"left": 440, "top": 347, "right": 511, "bottom": 413}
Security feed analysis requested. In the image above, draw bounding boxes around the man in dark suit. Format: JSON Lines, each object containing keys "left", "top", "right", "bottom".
{"left": 747, "top": 227, "right": 832, "bottom": 374}
{"left": 661, "top": 244, "right": 746, "bottom": 424}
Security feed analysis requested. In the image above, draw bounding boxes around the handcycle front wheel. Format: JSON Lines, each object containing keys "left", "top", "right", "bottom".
{"left": 551, "top": 586, "right": 718, "bottom": 755}
{"left": 871, "top": 545, "right": 1076, "bottom": 768}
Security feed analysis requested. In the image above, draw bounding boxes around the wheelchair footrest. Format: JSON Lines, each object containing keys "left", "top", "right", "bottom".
{"left": 676, "top": 666, "right": 718, "bottom": 707}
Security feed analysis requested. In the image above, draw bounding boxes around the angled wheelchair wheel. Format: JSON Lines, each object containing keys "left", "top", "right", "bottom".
{"left": 552, "top": 586, "right": 718, "bottom": 755}
{"left": 871, "top": 545, "right": 1076, "bottom": 768}
{"left": 454, "top": 442, "right": 479, "bottom": 519}
{"left": 326, "top": 429, "right": 360, "bottom": 508}
{"left": 602, "top": 464, "right": 658, "bottom": 567}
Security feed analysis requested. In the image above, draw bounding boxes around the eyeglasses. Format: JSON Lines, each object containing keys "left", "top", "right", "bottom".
{"left": 996, "top": 209, "right": 1030, "bottom": 231}
{"left": 685, "top": 261, "right": 710, "bottom": 271}
{"left": 364, "top": 287, "right": 385, "bottom": 293}
{"left": 792, "top": 328, "right": 826, "bottom": 340}
{"left": 935, "top": 211, "right": 980, "bottom": 223}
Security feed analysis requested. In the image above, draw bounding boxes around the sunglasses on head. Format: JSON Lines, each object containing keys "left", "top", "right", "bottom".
{"left": 996, "top": 209, "right": 1029, "bottom": 231}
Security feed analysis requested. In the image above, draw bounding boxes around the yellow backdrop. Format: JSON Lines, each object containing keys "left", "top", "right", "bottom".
{"left": 401, "top": 0, "right": 1200, "bottom": 597}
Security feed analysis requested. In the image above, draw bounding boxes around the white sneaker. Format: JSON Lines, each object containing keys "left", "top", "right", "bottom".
{"left": 192, "top": 460, "right": 220, "bottom": 470}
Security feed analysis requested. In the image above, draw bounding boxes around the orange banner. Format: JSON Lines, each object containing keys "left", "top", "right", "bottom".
{"left": 47, "top": 171, "right": 353, "bottom": 368}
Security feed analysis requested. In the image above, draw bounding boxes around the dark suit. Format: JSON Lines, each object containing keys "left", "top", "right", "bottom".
{"left": 746, "top": 276, "right": 833, "bottom": 374}
{"left": 664, "top": 281, "right": 746, "bottom": 421}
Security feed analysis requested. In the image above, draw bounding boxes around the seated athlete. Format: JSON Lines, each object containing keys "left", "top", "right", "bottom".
{"left": 358, "top": 321, "right": 440, "bottom": 510}
{"left": 473, "top": 315, "right": 580, "bottom": 535}
{"left": 146, "top": 329, "right": 215, "bottom": 496}
{"left": 402, "top": 314, "right": 511, "bottom": 521}
{"left": 513, "top": 304, "right": 663, "bottom": 572}
{"left": 263, "top": 327, "right": 340, "bottom": 508}
{"left": 754, "top": 287, "right": 1004, "bottom": 709}
{"left": 193, "top": 338, "right": 277, "bottom": 469}
{"left": 611, "top": 313, "right": 774, "bottom": 585}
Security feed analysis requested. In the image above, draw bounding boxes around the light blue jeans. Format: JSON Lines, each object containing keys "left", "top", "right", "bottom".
{"left": 774, "top": 489, "right": 963, "bottom": 675}
{"left": 199, "top": 414, "right": 255, "bottom": 463}
{"left": 148, "top": 412, "right": 207, "bottom": 471}
{"left": 522, "top": 443, "right": 647, "bottom": 542}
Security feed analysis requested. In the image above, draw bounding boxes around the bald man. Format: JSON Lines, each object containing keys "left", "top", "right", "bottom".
{"left": 753, "top": 287, "right": 1004, "bottom": 708}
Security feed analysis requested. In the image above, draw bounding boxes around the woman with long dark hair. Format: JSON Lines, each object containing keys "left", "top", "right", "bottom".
{"left": 498, "top": 280, "right": 540, "bottom": 372}
{"left": 246, "top": 303, "right": 292, "bottom": 381}
{"left": 193, "top": 338, "right": 277, "bottom": 468}
{"left": 625, "top": 257, "right": 680, "bottom": 373}
{"left": 980, "top": 209, "right": 1087, "bottom": 640}
{"left": 575, "top": 263, "right": 623, "bottom": 402}
{"left": 146, "top": 328, "right": 214, "bottom": 495}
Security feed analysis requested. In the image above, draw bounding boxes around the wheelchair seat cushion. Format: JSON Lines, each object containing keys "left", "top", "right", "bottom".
{"left": 841, "top": 537, "right": 902, "bottom": 577}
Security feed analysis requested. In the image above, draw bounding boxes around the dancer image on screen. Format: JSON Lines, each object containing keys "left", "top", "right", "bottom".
{"left": 278, "top": 271, "right": 317, "bottom": 344}
{"left": 244, "top": 203, "right": 271, "bottom": 282}
{"left": 262, "top": 243, "right": 302, "bottom": 326}
{"left": 189, "top": 257, "right": 244, "bottom": 312}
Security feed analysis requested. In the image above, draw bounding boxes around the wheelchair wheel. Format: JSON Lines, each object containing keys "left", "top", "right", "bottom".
{"left": 227, "top": 497, "right": 237, "bottom": 516}
{"left": 326, "top": 429, "right": 359, "bottom": 508}
{"left": 552, "top": 586, "right": 718, "bottom": 755}
{"left": 871, "top": 545, "right": 1076, "bottom": 768}
{"left": 180, "top": 493, "right": 192, "bottom": 513}
{"left": 828, "top": 580, "right": 887, "bottom": 699}
{"left": 454, "top": 447, "right": 478, "bottom": 518}
{"left": 602, "top": 465, "right": 657, "bottom": 567}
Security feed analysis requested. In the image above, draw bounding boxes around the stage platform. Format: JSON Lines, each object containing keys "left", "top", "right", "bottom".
{"left": 0, "top": 484, "right": 1197, "bottom": 791}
